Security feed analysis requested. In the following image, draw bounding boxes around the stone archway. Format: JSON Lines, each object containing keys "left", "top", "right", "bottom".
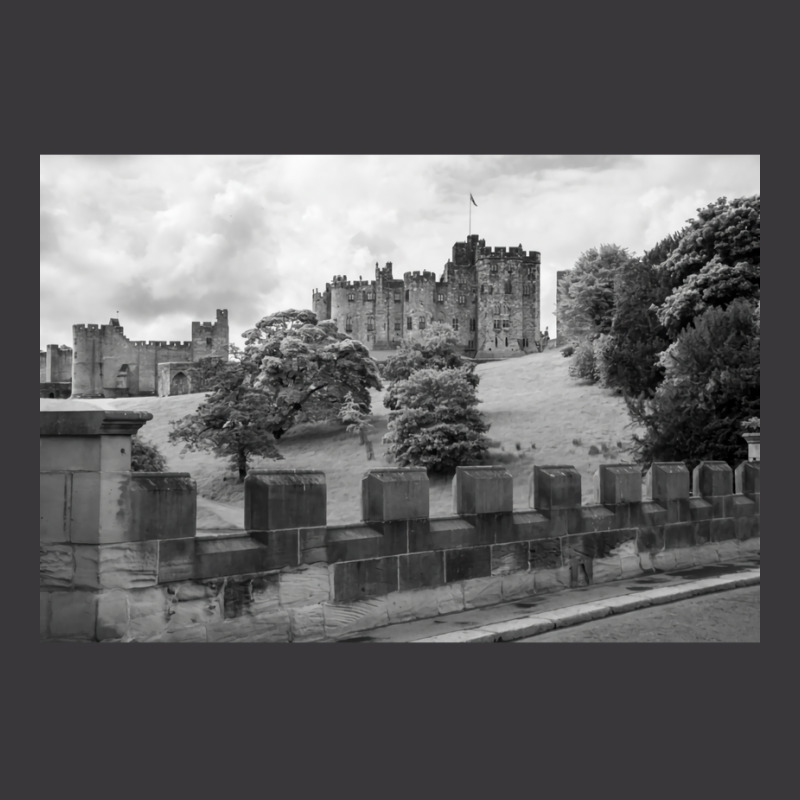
{"left": 171, "top": 372, "right": 190, "bottom": 395}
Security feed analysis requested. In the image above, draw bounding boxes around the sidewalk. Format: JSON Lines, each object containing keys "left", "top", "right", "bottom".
{"left": 337, "top": 555, "right": 761, "bottom": 643}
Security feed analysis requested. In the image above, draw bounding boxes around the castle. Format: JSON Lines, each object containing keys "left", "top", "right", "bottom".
{"left": 39, "top": 309, "right": 229, "bottom": 398}
{"left": 312, "top": 234, "right": 542, "bottom": 359}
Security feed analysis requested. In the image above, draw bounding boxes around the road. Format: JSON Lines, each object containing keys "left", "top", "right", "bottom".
{"left": 513, "top": 585, "right": 760, "bottom": 643}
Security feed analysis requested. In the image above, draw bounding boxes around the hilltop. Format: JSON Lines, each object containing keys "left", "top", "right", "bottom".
{"left": 87, "top": 348, "right": 643, "bottom": 528}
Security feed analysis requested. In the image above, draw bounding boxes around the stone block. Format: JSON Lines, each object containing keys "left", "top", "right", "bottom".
{"left": 579, "top": 505, "right": 617, "bottom": 532}
{"left": 325, "top": 525, "right": 383, "bottom": 563}
{"left": 599, "top": 464, "right": 642, "bottom": 505}
{"left": 735, "top": 461, "right": 760, "bottom": 496}
{"left": 165, "top": 596, "right": 221, "bottom": 630}
{"left": 158, "top": 625, "right": 208, "bottom": 643}
{"left": 40, "top": 472, "right": 70, "bottom": 543}
{"left": 692, "top": 461, "right": 733, "bottom": 498}
{"left": 70, "top": 471, "right": 135, "bottom": 545}
{"left": 333, "top": 557, "right": 399, "bottom": 603}
{"left": 491, "top": 542, "right": 528, "bottom": 575}
{"left": 206, "top": 610, "right": 292, "bottom": 643}
{"left": 406, "top": 517, "right": 432, "bottom": 552}
{"left": 399, "top": 551, "right": 444, "bottom": 591}
{"left": 651, "top": 550, "right": 678, "bottom": 572}
{"left": 158, "top": 538, "right": 197, "bottom": 583}
{"left": 732, "top": 495, "right": 756, "bottom": 518}
{"left": 39, "top": 435, "right": 101, "bottom": 472}
{"left": 640, "top": 501, "right": 668, "bottom": 527}
{"left": 663, "top": 522, "right": 696, "bottom": 549}
{"left": 40, "top": 544, "right": 75, "bottom": 589}
{"left": 509, "top": 511, "right": 552, "bottom": 541}
{"left": 735, "top": 516, "right": 759, "bottom": 540}
{"left": 453, "top": 466, "right": 513, "bottom": 515}
{"left": 563, "top": 528, "right": 637, "bottom": 561}
{"left": 299, "top": 526, "right": 328, "bottom": 564}
{"left": 620, "top": 555, "right": 644, "bottom": 579}
{"left": 590, "top": 555, "right": 622, "bottom": 585}
{"left": 435, "top": 583, "right": 465, "bottom": 615}
{"left": 195, "top": 533, "right": 297, "bottom": 579}
{"left": 373, "top": 519, "right": 411, "bottom": 555}
{"left": 694, "top": 519, "right": 712, "bottom": 545}
{"left": 323, "top": 597, "right": 391, "bottom": 639}
{"left": 95, "top": 590, "right": 129, "bottom": 642}
{"left": 710, "top": 495, "right": 734, "bottom": 519}
{"left": 671, "top": 547, "right": 696, "bottom": 569}
{"left": 73, "top": 541, "right": 159, "bottom": 590}
{"left": 386, "top": 588, "right": 441, "bottom": 625}
{"left": 444, "top": 546, "right": 491, "bottom": 583}
{"left": 662, "top": 498, "right": 691, "bottom": 524}
{"left": 288, "top": 605, "right": 326, "bottom": 642}
{"left": 500, "top": 571, "right": 536, "bottom": 601}
{"left": 465, "top": 512, "right": 513, "bottom": 545}
{"left": 463, "top": 576, "right": 504, "bottom": 609}
{"left": 279, "top": 564, "right": 331, "bottom": 606}
{"left": 361, "top": 469, "right": 429, "bottom": 523}
{"left": 418, "top": 517, "right": 476, "bottom": 551}
{"left": 129, "top": 473, "right": 197, "bottom": 541}
{"left": 50, "top": 591, "right": 97, "bottom": 640}
{"left": 533, "top": 566, "right": 570, "bottom": 593}
{"left": 692, "top": 543, "right": 720, "bottom": 566}
{"left": 547, "top": 507, "right": 583, "bottom": 536}
{"left": 689, "top": 498, "right": 713, "bottom": 521}
{"left": 646, "top": 463, "right": 690, "bottom": 504}
{"left": 637, "top": 525, "right": 664, "bottom": 553}
{"left": 529, "top": 538, "right": 562, "bottom": 570}
{"left": 715, "top": 539, "right": 742, "bottom": 561}
{"left": 568, "top": 556, "right": 593, "bottom": 587}
{"left": 532, "top": 465, "right": 581, "bottom": 512}
{"left": 221, "top": 573, "right": 281, "bottom": 619}
{"left": 740, "top": 537, "right": 760, "bottom": 555}
{"left": 245, "top": 470, "right": 326, "bottom": 531}
{"left": 710, "top": 517, "right": 736, "bottom": 542}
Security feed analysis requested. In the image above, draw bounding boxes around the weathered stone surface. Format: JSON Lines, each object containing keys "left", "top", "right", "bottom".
{"left": 500, "top": 571, "right": 536, "bottom": 601}
{"left": 325, "top": 525, "right": 383, "bottom": 563}
{"left": 692, "top": 461, "right": 733, "bottom": 498}
{"left": 529, "top": 538, "right": 562, "bottom": 570}
{"left": 491, "top": 542, "right": 528, "bottom": 575}
{"left": 599, "top": 464, "right": 642, "bottom": 506}
{"left": 619, "top": 555, "right": 644, "bottom": 579}
{"left": 692, "top": 543, "right": 720, "bottom": 566}
{"left": 386, "top": 588, "right": 440, "bottom": 625}
{"left": 245, "top": 470, "right": 326, "bottom": 531}
{"left": 568, "top": 556, "right": 593, "bottom": 587}
{"left": 399, "top": 551, "right": 444, "bottom": 591}
{"left": 509, "top": 511, "right": 552, "bottom": 541}
{"left": 279, "top": 564, "right": 331, "bottom": 606}
{"left": 546, "top": 507, "right": 582, "bottom": 536}
{"left": 540, "top": 602, "right": 611, "bottom": 628}
{"left": 453, "top": 466, "right": 513, "bottom": 514}
{"left": 417, "top": 517, "right": 476, "bottom": 551}
{"left": 50, "top": 591, "right": 97, "bottom": 640}
{"left": 40, "top": 472, "right": 69, "bottom": 543}
{"left": 435, "top": 583, "right": 465, "bottom": 614}
{"left": 40, "top": 544, "right": 75, "bottom": 589}
{"left": 732, "top": 495, "right": 756, "bottom": 518}
{"left": 637, "top": 525, "right": 664, "bottom": 553}
{"left": 640, "top": 501, "right": 667, "bottom": 527}
{"left": 646, "top": 463, "right": 690, "bottom": 503}
{"left": 323, "top": 597, "right": 391, "bottom": 639}
{"left": 663, "top": 522, "right": 695, "bottom": 550}
{"left": 463, "top": 576, "right": 504, "bottom": 609}
{"left": 362, "top": 469, "right": 429, "bottom": 522}
{"left": 740, "top": 537, "right": 760, "bottom": 555}
{"left": 465, "top": 512, "right": 513, "bottom": 545}
{"left": 671, "top": 547, "right": 696, "bottom": 569}
{"left": 710, "top": 495, "right": 734, "bottom": 519}
{"left": 69, "top": 471, "right": 133, "bottom": 545}
{"left": 579, "top": 505, "right": 617, "bottom": 532}
{"left": 482, "top": 617, "right": 556, "bottom": 640}
{"left": 158, "top": 625, "right": 208, "bottom": 643}
{"left": 371, "top": 519, "right": 411, "bottom": 555}
{"left": 444, "top": 546, "right": 491, "bottom": 583}
{"left": 735, "top": 461, "right": 760, "bottom": 496}
{"left": 299, "top": 526, "right": 328, "bottom": 564}
{"left": 96, "top": 590, "right": 129, "bottom": 640}
{"left": 715, "top": 539, "right": 742, "bottom": 561}
{"left": 694, "top": 519, "right": 712, "bottom": 545}
{"left": 333, "top": 557, "right": 399, "bottom": 603}
{"left": 688, "top": 498, "right": 713, "bottom": 521}
{"left": 652, "top": 551, "right": 678, "bottom": 571}
{"left": 176, "top": 582, "right": 217, "bottom": 602}
{"left": 129, "top": 473, "right": 197, "bottom": 541}
{"left": 73, "top": 541, "right": 159, "bottom": 590}
{"left": 206, "top": 610, "right": 292, "bottom": 643}
{"left": 158, "top": 538, "right": 196, "bottom": 583}
{"left": 736, "top": 516, "right": 758, "bottom": 540}
{"left": 533, "top": 566, "right": 570, "bottom": 593}
{"left": 533, "top": 465, "right": 581, "bottom": 512}
{"left": 590, "top": 556, "right": 622, "bottom": 584}
{"left": 288, "top": 605, "right": 326, "bottom": 642}
{"left": 222, "top": 573, "right": 281, "bottom": 619}
{"left": 127, "top": 587, "right": 170, "bottom": 639}
{"left": 414, "top": 629, "right": 498, "bottom": 644}
{"left": 165, "top": 596, "right": 221, "bottom": 630}
{"left": 195, "top": 533, "right": 297, "bottom": 578}
{"left": 710, "top": 517, "right": 736, "bottom": 542}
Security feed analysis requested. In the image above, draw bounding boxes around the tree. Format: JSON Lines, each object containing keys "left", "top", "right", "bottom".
{"left": 558, "top": 244, "right": 637, "bottom": 341}
{"left": 169, "top": 309, "right": 382, "bottom": 480}
{"left": 339, "top": 391, "right": 376, "bottom": 461}
{"left": 383, "top": 367, "right": 490, "bottom": 472}
{"left": 627, "top": 299, "right": 760, "bottom": 469}
{"left": 130, "top": 436, "right": 168, "bottom": 472}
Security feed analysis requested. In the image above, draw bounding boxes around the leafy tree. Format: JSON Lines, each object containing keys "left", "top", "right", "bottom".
{"left": 383, "top": 367, "right": 489, "bottom": 472}
{"left": 627, "top": 299, "right": 760, "bottom": 469}
{"left": 558, "top": 244, "right": 637, "bottom": 341}
{"left": 169, "top": 309, "right": 382, "bottom": 480}
{"left": 339, "top": 391, "right": 376, "bottom": 460}
{"left": 130, "top": 435, "right": 168, "bottom": 472}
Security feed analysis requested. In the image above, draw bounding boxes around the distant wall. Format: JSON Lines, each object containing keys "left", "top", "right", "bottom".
{"left": 40, "top": 401, "right": 761, "bottom": 643}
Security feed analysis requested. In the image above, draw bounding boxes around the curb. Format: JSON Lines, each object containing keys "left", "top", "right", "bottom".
{"left": 411, "top": 569, "right": 761, "bottom": 643}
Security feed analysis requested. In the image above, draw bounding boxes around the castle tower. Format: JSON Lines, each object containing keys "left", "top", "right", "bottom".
{"left": 191, "top": 309, "right": 229, "bottom": 360}
{"left": 403, "top": 270, "right": 437, "bottom": 342}
{"left": 71, "top": 324, "right": 104, "bottom": 397}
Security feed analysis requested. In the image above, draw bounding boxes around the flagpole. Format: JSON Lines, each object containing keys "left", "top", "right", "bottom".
{"left": 469, "top": 195, "right": 472, "bottom": 237}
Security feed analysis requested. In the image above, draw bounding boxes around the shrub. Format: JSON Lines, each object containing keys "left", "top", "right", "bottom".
{"left": 561, "top": 346, "right": 575, "bottom": 358}
{"left": 131, "top": 436, "right": 168, "bottom": 472}
{"left": 588, "top": 445, "right": 601, "bottom": 456}
{"left": 568, "top": 340, "right": 598, "bottom": 383}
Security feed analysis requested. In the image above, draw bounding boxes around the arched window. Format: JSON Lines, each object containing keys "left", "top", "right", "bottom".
{"left": 171, "top": 372, "right": 190, "bottom": 395}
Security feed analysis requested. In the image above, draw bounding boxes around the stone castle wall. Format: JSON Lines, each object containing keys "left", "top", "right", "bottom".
{"left": 313, "top": 235, "right": 541, "bottom": 359}
{"left": 40, "top": 401, "right": 760, "bottom": 643}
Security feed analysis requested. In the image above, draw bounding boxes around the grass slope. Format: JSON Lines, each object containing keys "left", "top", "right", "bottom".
{"left": 88, "top": 349, "right": 642, "bottom": 527}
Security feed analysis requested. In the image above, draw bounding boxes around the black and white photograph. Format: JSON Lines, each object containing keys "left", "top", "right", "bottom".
{"left": 39, "top": 154, "right": 760, "bottom": 643}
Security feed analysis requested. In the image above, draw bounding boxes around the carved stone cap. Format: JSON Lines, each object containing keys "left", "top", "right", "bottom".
{"left": 40, "top": 398, "right": 152, "bottom": 437}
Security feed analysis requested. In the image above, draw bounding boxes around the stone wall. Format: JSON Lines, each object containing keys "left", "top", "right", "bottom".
{"left": 40, "top": 400, "right": 761, "bottom": 643}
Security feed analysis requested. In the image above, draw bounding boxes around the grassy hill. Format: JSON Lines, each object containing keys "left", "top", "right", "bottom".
{"left": 87, "top": 349, "right": 642, "bottom": 528}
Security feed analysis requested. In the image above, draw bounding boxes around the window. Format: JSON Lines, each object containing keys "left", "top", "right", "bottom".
{"left": 452, "top": 318, "right": 459, "bottom": 331}
{"left": 523, "top": 283, "right": 531, "bottom": 296}
{"left": 458, "top": 294, "right": 466, "bottom": 305}
{"left": 394, "top": 291, "right": 400, "bottom": 303}
{"left": 505, "top": 337, "right": 508, "bottom": 347}
{"left": 405, "top": 289, "right": 410, "bottom": 301}
{"left": 367, "top": 291, "right": 374, "bottom": 300}
{"left": 345, "top": 316, "right": 353, "bottom": 332}
{"left": 469, "top": 318, "right": 476, "bottom": 331}
{"left": 504, "top": 280, "right": 512, "bottom": 294}
{"left": 395, "top": 321, "right": 401, "bottom": 332}
{"left": 436, "top": 293, "right": 444, "bottom": 303}
{"left": 502, "top": 319, "right": 510, "bottom": 328}
{"left": 493, "top": 320, "right": 502, "bottom": 330}
{"left": 407, "top": 317, "right": 413, "bottom": 330}
{"left": 419, "top": 318, "right": 426, "bottom": 330}
{"left": 480, "top": 284, "right": 486, "bottom": 294}
{"left": 468, "top": 339, "right": 474, "bottom": 349}
{"left": 490, "top": 264, "right": 498, "bottom": 273}
{"left": 489, "top": 285, "right": 494, "bottom": 295}
{"left": 348, "top": 293, "right": 355, "bottom": 302}
{"left": 367, "top": 315, "right": 375, "bottom": 331}
{"left": 206, "top": 337, "right": 212, "bottom": 346}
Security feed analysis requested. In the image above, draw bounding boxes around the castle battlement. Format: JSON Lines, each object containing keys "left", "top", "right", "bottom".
{"left": 404, "top": 270, "right": 437, "bottom": 283}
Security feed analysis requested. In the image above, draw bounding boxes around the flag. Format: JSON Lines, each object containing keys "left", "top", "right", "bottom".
{"left": 470, "top": 193, "right": 478, "bottom": 207}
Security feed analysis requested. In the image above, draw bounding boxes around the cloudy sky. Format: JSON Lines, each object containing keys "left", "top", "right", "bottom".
{"left": 40, "top": 154, "right": 760, "bottom": 350}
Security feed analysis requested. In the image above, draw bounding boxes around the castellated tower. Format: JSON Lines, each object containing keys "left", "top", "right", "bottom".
{"left": 312, "top": 233, "right": 541, "bottom": 360}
